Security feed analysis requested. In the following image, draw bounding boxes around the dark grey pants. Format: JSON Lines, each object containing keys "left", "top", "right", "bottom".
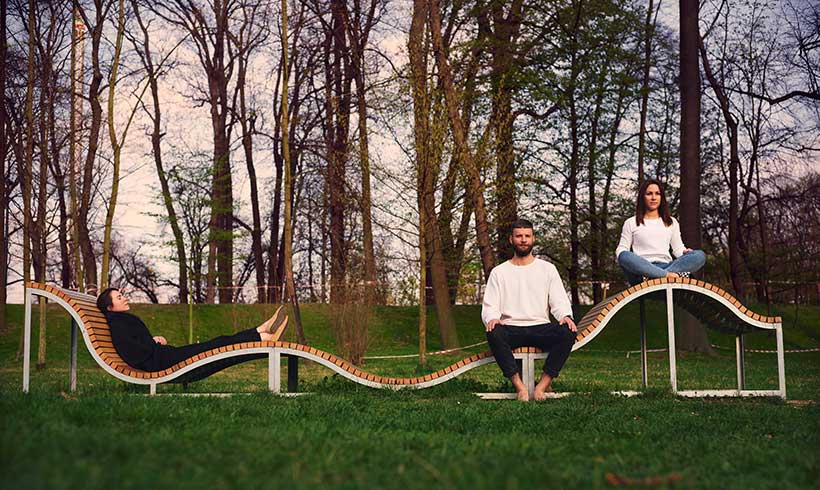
{"left": 486, "top": 323, "right": 575, "bottom": 379}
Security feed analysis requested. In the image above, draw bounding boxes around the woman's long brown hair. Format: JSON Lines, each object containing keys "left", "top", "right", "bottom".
{"left": 635, "top": 178, "right": 673, "bottom": 226}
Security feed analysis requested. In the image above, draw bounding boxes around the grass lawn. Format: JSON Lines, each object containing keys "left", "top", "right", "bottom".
{"left": 2, "top": 301, "right": 818, "bottom": 489}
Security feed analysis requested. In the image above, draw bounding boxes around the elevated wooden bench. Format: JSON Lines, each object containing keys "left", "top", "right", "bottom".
{"left": 22, "top": 278, "right": 785, "bottom": 398}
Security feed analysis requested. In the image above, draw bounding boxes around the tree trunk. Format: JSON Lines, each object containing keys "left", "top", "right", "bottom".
{"left": 636, "top": 0, "right": 657, "bottom": 183}
{"left": 76, "top": 1, "right": 113, "bottom": 292}
{"left": 341, "top": 2, "right": 378, "bottom": 305}
{"left": 678, "top": 0, "right": 712, "bottom": 353}
{"left": 327, "top": 0, "right": 351, "bottom": 304}
{"left": 69, "top": 8, "right": 85, "bottom": 290}
{"left": 281, "top": 0, "right": 306, "bottom": 344}
{"left": 101, "top": 0, "right": 126, "bottom": 289}
{"left": 428, "top": 0, "right": 495, "bottom": 279}
{"left": 699, "top": 39, "right": 743, "bottom": 298}
{"left": 0, "top": 0, "right": 7, "bottom": 330}
{"left": 410, "top": 0, "right": 460, "bottom": 348}
{"left": 489, "top": 1, "right": 523, "bottom": 263}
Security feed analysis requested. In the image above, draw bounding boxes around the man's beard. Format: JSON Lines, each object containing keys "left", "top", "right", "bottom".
{"left": 513, "top": 244, "right": 533, "bottom": 257}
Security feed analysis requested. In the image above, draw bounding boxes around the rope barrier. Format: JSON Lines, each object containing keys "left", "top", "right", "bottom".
{"left": 710, "top": 344, "right": 820, "bottom": 354}
{"left": 362, "top": 343, "right": 820, "bottom": 360}
{"left": 362, "top": 340, "right": 489, "bottom": 359}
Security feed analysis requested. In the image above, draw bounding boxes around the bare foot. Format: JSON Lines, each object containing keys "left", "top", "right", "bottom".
{"left": 510, "top": 373, "right": 530, "bottom": 402}
{"left": 533, "top": 374, "right": 554, "bottom": 401}
{"left": 665, "top": 272, "right": 680, "bottom": 280}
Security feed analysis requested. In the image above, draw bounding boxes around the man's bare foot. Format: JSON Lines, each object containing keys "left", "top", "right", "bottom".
{"left": 510, "top": 373, "right": 529, "bottom": 402}
{"left": 533, "top": 374, "right": 554, "bottom": 401}
{"left": 665, "top": 271, "right": 680, "bottom": 280}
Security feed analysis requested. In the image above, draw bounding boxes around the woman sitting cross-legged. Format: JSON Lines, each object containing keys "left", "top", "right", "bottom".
{"left": 615, "top": 178, "right": 706, "bottom": 286}
{"left": 96, "top": 288, "right": 288, "bottom": 373}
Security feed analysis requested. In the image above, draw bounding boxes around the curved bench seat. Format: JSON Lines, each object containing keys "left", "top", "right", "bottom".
{"left": 22, "top": 278, "right": 786, "bottom": 398}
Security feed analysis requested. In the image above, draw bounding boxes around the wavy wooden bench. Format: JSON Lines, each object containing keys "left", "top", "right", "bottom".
{"left": 22, "top": 278, "right": 785, "bottom": 398}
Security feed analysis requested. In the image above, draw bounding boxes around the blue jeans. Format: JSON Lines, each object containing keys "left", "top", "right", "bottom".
{"left": 617, "top": 250, "right": 706, "bottom": 286}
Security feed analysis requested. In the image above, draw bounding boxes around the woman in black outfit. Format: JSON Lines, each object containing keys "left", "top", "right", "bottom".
{"left": 97, "top": 288, "right": 288, "bottom": 373}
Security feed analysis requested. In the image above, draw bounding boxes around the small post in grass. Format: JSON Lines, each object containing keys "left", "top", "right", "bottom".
{"left": 639, "top": 298, "right": 648, "bottom": 388}
{"left": 287, "top": 355, "right": 298, "bottom": 392}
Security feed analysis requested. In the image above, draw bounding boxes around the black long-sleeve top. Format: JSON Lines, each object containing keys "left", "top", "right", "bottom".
{"left": 106, "top": 311, "right": 161, "bottom": 370}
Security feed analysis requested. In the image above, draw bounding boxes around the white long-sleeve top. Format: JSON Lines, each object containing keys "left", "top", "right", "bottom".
{"left": 614, "top": 216, "right": 686, "bottom": 263}
{"left": 481, "top": 258, "right": 573, "bottom": 327}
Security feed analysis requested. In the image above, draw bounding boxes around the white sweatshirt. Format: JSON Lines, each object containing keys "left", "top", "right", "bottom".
{"left": 481, "top": 258, "right": 573, "bottom": 327}
{"left": 614, "top": 216, "right": 686, "bottom": 263}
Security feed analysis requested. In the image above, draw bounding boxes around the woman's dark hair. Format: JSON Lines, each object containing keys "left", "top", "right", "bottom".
{"left": 96, "top": 288, "right": 120, "bottom": 314}
{"left": 635, "top": 178, "right": 673, "bottom": 227}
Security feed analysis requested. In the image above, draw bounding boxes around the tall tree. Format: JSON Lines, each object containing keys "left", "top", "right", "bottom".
{"left": 428, "top": 0, "right": 495, "bottom": 279}
{"left": 281, "top": 0, "right": 306, "bottom": 343}
{"left": 678, "top": 0, "right": 712, "bottom": 352}
{"left": 340, "top": 0, "right": 380, "bottom": 305}
{"left": 0, "top": 0, "right": 7, "bottom": 330}
{"left": 76, "top": 0, "right": 116, "bottom": 292}
{"left": 153, "top": 0, "right": 238, "bottom": 303}
{"left": 487, "top": 0, "right": 524, "bottom": 262}
{"left": 409, "top": 0, "right": 459, "bottom": 348}
{"left": 231, "top": 0, "right": 270, "bottom": 303}
{"left": 101, "top": 0, "right": 127, "bottom": 289}
{"left": 129, "top": 0, "right": 190, "bottom": 303}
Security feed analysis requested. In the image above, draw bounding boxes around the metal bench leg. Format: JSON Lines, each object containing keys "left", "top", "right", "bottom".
{"left": 775, "top": 326, "right": 786, "bottom": 399}
{"left": 666, "top": 286, "right": 678, "bottom": 394}
{"left": 735, "top": 334, "right": 745, "bottom": 392}
{"left": 287, "top": 355, "right": 299, "bottom": 393}
{"left": 639, "top": 298, "right": 648, "bottom": 389}
{"left": 269, "top": 350, "right": 281, "bottom": 393}
{"left": 70, "top": 319, "right": 78, "bottom": 392}
{"left": 522, "top": 354, "right": 535, "bottom": 399}
{"left": 23, "top": 289, "right": 32, "bottom": 393}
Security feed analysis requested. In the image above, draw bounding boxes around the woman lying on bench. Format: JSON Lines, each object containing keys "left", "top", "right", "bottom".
{"left": 96, "top": 288, "right": 288, "bottom": 373}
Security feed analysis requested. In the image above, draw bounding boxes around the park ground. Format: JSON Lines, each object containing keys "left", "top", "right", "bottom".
{"left": 1, "top": 301, "right": 818, "bottom": 489}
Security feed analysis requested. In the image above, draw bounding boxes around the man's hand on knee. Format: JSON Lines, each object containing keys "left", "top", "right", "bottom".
{"left": 486, "top": 319, "right": 501, "bottom": 332}
{"left": 560, "top": 316, "right": 577, "bottom": 332}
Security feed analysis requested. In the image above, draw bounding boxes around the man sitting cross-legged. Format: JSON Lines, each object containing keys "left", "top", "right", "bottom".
{"left": 482, "top": 219, "right": 577, "bottom": 401}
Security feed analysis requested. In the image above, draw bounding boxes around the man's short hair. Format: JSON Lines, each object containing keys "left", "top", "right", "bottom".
{"left": 509, "top": 219, "right": 534, "bottom": 232}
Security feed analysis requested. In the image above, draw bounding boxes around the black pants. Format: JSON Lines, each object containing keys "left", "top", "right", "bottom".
{"left": 486, "top": 323, "right": 575, "bottom": 379}
{"left": 143, "top": 328, "right": 262, "bottom": 372}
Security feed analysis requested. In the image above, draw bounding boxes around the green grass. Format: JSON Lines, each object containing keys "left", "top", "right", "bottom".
{"left": 2, "top": 302, "right": 819, "bottom": 489}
